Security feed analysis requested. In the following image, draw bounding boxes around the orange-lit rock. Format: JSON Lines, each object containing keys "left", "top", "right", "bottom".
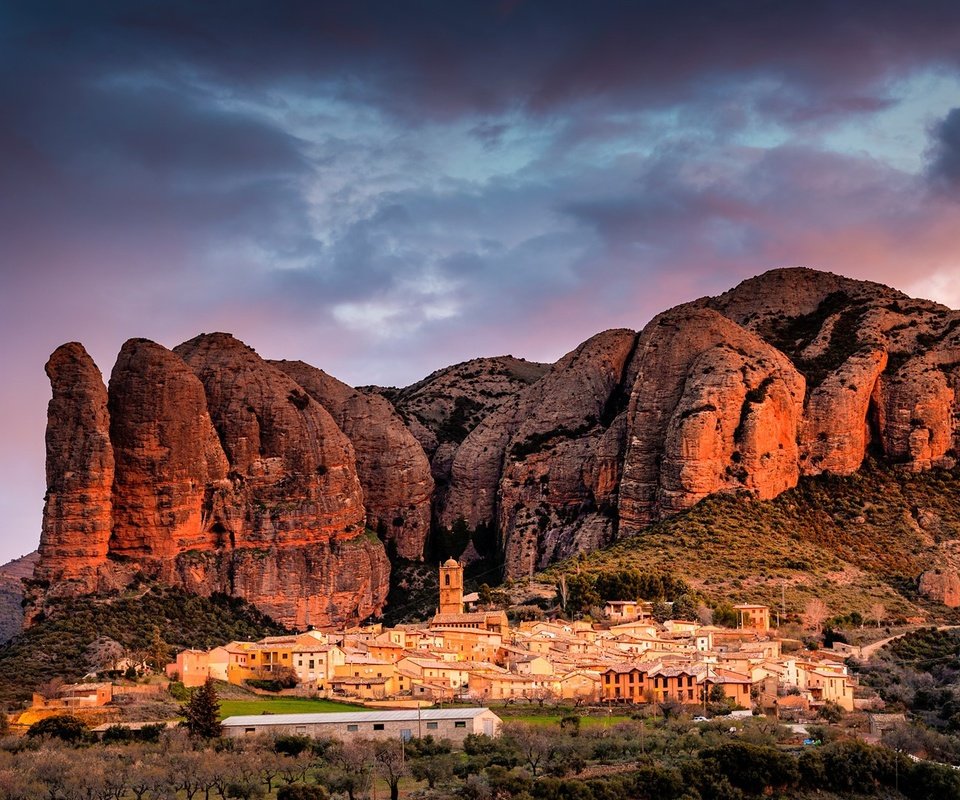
{"left": 619, "top": 308, "right": 804, "bottom": 534}
{"left": 35, "top": 343, "right": 114, "bottom": 594}
{"left": 108, "top": 338, "right": 230, "bottom": 560}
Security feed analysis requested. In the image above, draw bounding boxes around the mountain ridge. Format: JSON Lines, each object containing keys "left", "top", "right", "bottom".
{"left": 25, "top": 267, "right": 960, "bottom": 628}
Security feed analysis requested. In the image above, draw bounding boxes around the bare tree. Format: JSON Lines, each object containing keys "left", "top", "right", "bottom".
{"left": 802, "top": 598, "right": 829, "bottom": 635}
{"left": 868, "top": 602, "right": 886, "bottom": 629}
{"left": 504, "top": 723, "right": 557, "bottom": 777}
{"left": 373, "top": 739, "right": 408, "bottom": 800}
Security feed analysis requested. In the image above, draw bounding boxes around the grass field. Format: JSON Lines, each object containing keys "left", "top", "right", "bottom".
{"left": 218, "top": 697, "right": 365, "bottom": 719}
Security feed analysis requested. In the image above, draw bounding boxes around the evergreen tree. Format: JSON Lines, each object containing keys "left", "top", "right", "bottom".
{"left": 183, "top": 678, "right": 221, "bottom": 738}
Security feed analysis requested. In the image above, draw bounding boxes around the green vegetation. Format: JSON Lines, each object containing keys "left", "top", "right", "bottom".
{"left": 854, "top": 627, "right": 960, "bottom": 739}
{"left": 3, "top": 711, "right": 959, "bottom": 799}
{"left": 542, "top": 460, "right": 960, "bottom": 620}
{"left": 436, "top": 395, "right": 486, "bottom": 444}
{"left": 218, "top": 697, "right": 364, "bottom": 720}
{"left": 184, "top": 678, "right": 222, "bottom": 738}
{"left": 0, "top": 587, "right": 286, "bottom": 702}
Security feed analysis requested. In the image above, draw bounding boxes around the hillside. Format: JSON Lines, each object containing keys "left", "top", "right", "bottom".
{"left": 0, "top": 586, "right": 285, "bottom": 703}
{"left": 540, "top": 460, "right": 960, "bottom": 622}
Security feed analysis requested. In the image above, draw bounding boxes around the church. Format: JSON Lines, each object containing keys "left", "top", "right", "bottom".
{"left": 430, "top": 558, "right": 509, "bottom": 635}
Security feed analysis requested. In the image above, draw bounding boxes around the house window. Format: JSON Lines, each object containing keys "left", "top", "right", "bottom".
{"left": 445, "top": 574, "right": 450, "bottom": 586}
{"left": 283, "top": 653, "right": 288, "bottom": 660}
{"left": 309, "top": 660, "right": 315, "bottom": 669}
{"left": 373, "top": 724, "right": 385, "bottom": 731}
{"left": 454, "top": 721, "right": 466, "bottom": 728}
{"left": 426, "top": 722, "right": 438, "bottom": 730}
{"left": 347, "top": 724, "right": 359, "bottom": 732}
{"left": 245, "top": 728, "right": 256, "bottom": 734}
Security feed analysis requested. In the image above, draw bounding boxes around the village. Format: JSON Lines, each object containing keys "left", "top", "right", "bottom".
{"left": 157, "top": 559, "right": 858, "bottom": 725}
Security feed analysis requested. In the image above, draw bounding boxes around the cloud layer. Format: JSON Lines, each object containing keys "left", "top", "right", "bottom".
{"left": 2, "top": 1, "right": 960, "bottom": 561}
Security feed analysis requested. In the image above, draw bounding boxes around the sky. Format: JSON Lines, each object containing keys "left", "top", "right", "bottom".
{"left": 2, "top": 1, "right": 960, "bottom": 563}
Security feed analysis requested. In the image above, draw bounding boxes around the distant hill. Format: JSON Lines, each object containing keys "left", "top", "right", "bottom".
{"left": 0, "top": 551, "right": 37, "bottom": 643}
{"left": 0, "top": 586, "right": 285, "bottom": 703}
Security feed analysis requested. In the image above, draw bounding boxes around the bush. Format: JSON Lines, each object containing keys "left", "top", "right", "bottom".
{"left": 277, "top": 786, "right": 329, "bottom": 800}
{"left": 26, "top": 714, "right": 88, "bottom": 743}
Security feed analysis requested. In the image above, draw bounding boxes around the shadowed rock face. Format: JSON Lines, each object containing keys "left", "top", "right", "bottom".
{"left": 36, "top": 343, "right": 114, "bottom": 593}
{"left": 442, "top": 329, "right": 641, "bottom": 577}
{"left": 272, "top": 360, "right": 434, "bottom": 561}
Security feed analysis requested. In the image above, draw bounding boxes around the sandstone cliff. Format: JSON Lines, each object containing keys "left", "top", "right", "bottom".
{"left": 36, "top": 343, "right": 114, "bottom": 594}
{"left": 32, "top": 268, "right": 960, "bottom": 611}
{"left": 33, "top": 334, "right": 390, "bottom": 628}
{"left": 273, "top": 360, "right": 433, "bottom": 560}
{"left": 442, "top": 329, "right": 640, "bottom": 576}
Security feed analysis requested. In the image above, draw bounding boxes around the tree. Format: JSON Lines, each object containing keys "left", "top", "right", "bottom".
{"left": 868, "top": 603, "right": 886, "bottom": 629}
{"left": 504, "top": 723, "right": 557, "bottom": 777}
{"left": 184, "top": 678, "right": 222, "bottom": 738}
{"left": 802, "top": 599, "right": 829, "bottom": 635}
{"left": 148, "top": 625, "right": 170, "bottom": 673}
{"left": 373, "top": 739, "right": 408, "bottom": 800}
{"left": 410, "top": 751, "right": 456, "bottom": 789}
{"left": 27, "top": 715, "right": 88, "bottom": 743}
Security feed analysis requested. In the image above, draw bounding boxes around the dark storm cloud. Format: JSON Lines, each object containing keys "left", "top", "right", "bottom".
{"left": 928, "top": 108, "right": 960, "bottom": 191}
{"left": 6, "top": 1, "right": 960, "bottom": 125}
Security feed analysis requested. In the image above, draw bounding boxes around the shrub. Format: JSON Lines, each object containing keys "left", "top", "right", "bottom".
{"left": 26, "top": 714, "right": 88, "bottom": 743}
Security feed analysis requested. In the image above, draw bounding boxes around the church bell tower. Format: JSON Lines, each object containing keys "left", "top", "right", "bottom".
{"left": 438, "top": 558, "right": 464, "bottom": 615}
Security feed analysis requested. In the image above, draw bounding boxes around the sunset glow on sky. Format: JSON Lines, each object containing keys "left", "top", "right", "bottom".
{"left": 2, "top": 1, "right": 960, "bottom": 561}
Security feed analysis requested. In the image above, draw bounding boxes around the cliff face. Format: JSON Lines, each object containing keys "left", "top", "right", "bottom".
{"left": 36, "top": 343, "right": 114, "bottom": 594}
{"left": 272, "top": 360, "right": 433, "bottom": 561}
{"left": 618, "top": 308, "right": 805, "bottom": 534}
{"left": 33, "top": 334, "right": 389, "bottom": 628}
{"left": 33, "top": 268, "right": 960, "bottom": 611}
{"left": 441, "top": 330, "right": 640, "bottom": 576}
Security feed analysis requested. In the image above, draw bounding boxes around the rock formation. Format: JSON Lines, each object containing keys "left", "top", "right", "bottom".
{"left": 35, "top": 343, "right": 114, "bottom": 594}
{"left": 273, "top": 360, "right": 433, "bottom": 560}
{"left": 109, "top": 338, "right": 230, "bottom": 560}
{"left": 443, "top": 329, "right": 640, "bottom": 576}
{"left": 33, "top": 334, "right": 390, "bottom": 628}
{"left": 617, "top": 308, "right": 805, "bottom": 534}
{"left": 32, "top": 267, "right": 960, "bottom": 612}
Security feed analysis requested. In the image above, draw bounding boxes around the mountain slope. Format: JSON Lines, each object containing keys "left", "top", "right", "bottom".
{"left": 541, "top": 460, "right": 960, "bottom": 620}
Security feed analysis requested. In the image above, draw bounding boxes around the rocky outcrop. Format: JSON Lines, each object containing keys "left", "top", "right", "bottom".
{"left": 443, "top": 329, "right": 641, "bottom": 577}
{"left": 376, "top": 357, "right": 550, "bottom": 512}
{"left": 108, "top": 339, "right": 230, "bottom": 560}
{"left": 33, "top": 334, "right": 389, "bottom": 629}
{"left": 619, "top": 308, "right": 805, "bottom": 534}
{"left": 273, "top": 360, "right": 433, "bottom": 560}
{"left": 172, "top": 334, "right": 389, "bottom": 626}
{"left": 920, "top": 569, "right": 960, "bottom": 608}
{"left": 0, "top": 552, "right": 39, "bottom": 642}
{"left": 31, "top": 268, "right": 960, "bottom": 602}
{"left": 35, "top": 343, "right": 114, "bottom": 593}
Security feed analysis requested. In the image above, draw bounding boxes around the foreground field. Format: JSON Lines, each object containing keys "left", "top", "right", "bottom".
{"left": 218, "top": 697, "right": 365, "bottom": 719}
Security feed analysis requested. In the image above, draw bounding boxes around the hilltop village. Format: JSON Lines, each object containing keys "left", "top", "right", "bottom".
{"left": 164, "top": 560, "right": 857, "bottom": 718}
